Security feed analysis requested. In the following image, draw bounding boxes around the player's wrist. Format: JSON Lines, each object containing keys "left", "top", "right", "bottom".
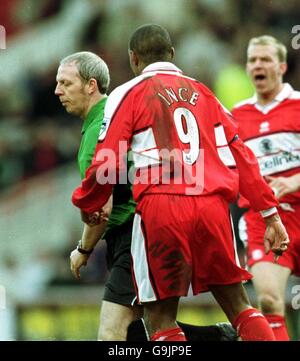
{"left": 260, "top": 207, "right": 277, "bottom": 219}
{"left": 264, "top": 212, "right": 280, "bottom": 226}
{"left": 77, "top": 240, "right": 94, "bottom": 255}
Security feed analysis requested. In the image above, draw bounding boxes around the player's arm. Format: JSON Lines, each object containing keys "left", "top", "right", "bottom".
{"left": 229, "top": 135, "right": 278, "bottom": 211}
{"left": 265, "top": 173, "right": 300, "bottom": 199}
{"left": 216, "top": 103, "right": 277, "bottom": 211}
{"left": 217, "top": 104, "right": 289, "bottom": 258}
{"left": 229, "top": 136, "right": 290, "bottom": 259}
{"left": 70, "top": 195, "right": 112, "bottom": 279}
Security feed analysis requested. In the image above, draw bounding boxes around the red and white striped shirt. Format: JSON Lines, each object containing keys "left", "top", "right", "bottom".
{"left": 232, "top": 83, "right": 300, "bottom": 207}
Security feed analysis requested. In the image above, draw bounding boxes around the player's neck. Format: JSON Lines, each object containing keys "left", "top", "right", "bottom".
{"left": 257, "top": 83, "right": 284, "bottom": 106}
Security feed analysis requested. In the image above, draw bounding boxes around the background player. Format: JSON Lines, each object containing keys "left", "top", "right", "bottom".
{"left": 232, "top": 35, "right": 300, "bottom": 340}
{"left": 72, "top": 24, "right": 289, "bottom": 341}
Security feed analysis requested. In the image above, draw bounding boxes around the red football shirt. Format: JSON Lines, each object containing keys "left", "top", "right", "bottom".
{"left": 232, "top": 83, "right": 300, "bottom": 208}
{"left": 72, "top": 62, "right": 277, "bottom": 213}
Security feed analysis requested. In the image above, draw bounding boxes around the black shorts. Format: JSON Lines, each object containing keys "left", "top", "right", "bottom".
{"left": 103, "top": 264, "right": 136, "bottom": 305}
{"left": 103, "top": 220, "right": 136, "bottom": 305}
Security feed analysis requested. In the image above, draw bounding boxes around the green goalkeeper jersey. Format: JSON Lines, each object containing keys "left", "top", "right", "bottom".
{"left": 77, "top": 98, "right": 135, "bottom": 233}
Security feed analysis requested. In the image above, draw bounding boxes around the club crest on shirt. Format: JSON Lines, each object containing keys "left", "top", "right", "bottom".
{"left": 259, "top": 138, "right": 273, "bottom": 154}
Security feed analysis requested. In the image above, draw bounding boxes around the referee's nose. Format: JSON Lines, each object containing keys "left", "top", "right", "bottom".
{"left": 54, "top": 83, "right": 63, "bottom": 96}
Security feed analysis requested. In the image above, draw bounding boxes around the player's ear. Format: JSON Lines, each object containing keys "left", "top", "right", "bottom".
{"left": 170, "top": 47, "right": 175, "bottom": 60}
{"left": 129, "top": 50, "right": 139, "bottom": 67}
{"left": 280, "top": 62, "right": 287, "bottom": 76}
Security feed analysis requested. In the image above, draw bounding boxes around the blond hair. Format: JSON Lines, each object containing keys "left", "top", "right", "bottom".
{"left": 248, "top": 35, "right": 287, "bottom": 62}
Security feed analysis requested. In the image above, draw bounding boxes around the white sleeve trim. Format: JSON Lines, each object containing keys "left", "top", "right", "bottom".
{"left": 260, "top": 207, "right": 277, "bottom": 218}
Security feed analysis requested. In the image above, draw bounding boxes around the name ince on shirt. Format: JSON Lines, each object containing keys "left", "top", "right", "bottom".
{"left": 157, "top": 87, "right": 199, "bottom": 107}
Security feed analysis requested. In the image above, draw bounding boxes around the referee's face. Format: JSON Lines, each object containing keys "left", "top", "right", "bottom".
{"left": 55, "top": 63, "right": 89, "bottom": 119}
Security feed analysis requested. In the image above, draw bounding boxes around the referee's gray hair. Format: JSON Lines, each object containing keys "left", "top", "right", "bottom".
{"left": 248, "top": 35, "right": 287, "bottom": 63}
{"left": 60, "top": 51, "right": 110, "bottom": 94}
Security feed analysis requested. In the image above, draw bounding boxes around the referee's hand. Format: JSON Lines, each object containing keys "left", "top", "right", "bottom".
{"left": 70, "top": 249, "right": 89, "bottom": 279}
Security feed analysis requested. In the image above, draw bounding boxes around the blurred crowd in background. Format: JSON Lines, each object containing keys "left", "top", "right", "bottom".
{"left": 1, "top": 0, "right": 300, "bottom": 191}
{"left": 0, "top": 0, "right": 300, "bottom": 323}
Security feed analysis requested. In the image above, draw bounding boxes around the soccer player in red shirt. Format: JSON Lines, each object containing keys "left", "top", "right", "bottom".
{"left": 72, "top": 25, "right": 289, "bottom": 341}
{"left": 232, "top": 35, "right": 300, "bottom": 340}
{"left": 55, "top": 51, "right": 237, "bottom": 342}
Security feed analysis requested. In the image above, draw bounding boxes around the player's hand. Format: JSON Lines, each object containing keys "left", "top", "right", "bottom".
{"left": 80, "top": 210, "right": 101, "bottom": 226}
{"left": 266, "top": 175, "right": 300, "bottom": 199}
{"left": 264, "top": 213, "right": 289, "bottom": 263}
{"left": 100, "top": 195, "right": 113, "bottom": 222}
{"left": 70, "top": 249, "right": 90, "bottom": 279}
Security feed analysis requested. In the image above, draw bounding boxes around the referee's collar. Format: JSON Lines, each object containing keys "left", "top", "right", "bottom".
{"left": 142, "top": 62, "right": 183, "bottom": 74}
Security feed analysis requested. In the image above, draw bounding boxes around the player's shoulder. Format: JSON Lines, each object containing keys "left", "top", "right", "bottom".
{"left": 109, "top": 75, "right": 146, "bottom": 100}
{"left": 189, "top": 80, "right": 234, "bottom": 116}
{"left": 232, "top": 97, "right": 255, "bottom": 111}
{"left": 188, "top": 79, "right": 229, "bottom": 109}
{"left": 190, "top": 79, "right": 217, "bottom": 98}
{"left": 105, "top": 74, "right": 150, "bottom": 118}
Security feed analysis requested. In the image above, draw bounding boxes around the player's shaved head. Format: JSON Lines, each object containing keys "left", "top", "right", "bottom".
{"left": 129, "top": 24, "right": 173, "bottom": 65}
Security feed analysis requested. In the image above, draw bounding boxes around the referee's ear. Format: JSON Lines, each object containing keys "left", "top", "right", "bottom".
{"left": 87, "top": 78, "right": 98, "bottom": 95}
